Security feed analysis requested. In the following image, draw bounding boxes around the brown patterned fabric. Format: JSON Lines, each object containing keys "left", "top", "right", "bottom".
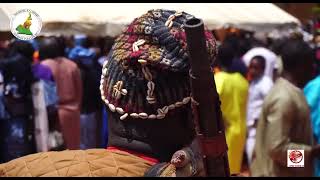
{"left": 0, "top": 149, "right": 153, "bottom": 177}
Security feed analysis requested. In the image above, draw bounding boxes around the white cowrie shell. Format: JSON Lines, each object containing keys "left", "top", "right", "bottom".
{"left": 168, "top": 14, "right": 175, "bottom": 20}
{"left": 118, "top": 81, "right": 123, "bottom": 88}
{"left": 101, "top": 95, "right": 106, "bottom": 101}
{"left": 148, "top": 114, "right": 156, "bottom": 119}
{"left": 102, "top": 68, "right": 108, "bottom": 76}
{"left": 120, "top": 113, "right": 128, "bottom": 120}
{"left": 139, "top": 113, "right": 148, "bottom": 119}
{"left": 136, "top": 39, "right": 145, "bottom": 45}
{"left": 104, "top": 99, "right": 109, "bottom": 104}
{"left": 157, "top": 114, "right": 165, "bottom": 119}
{"left": 103, "top": 60, "right": 108, "bottom": 67}
{"left": 146, "top": 97, "right": 156, "bottom": 104}
{"left": 175, "top": 101, "right": 183, "bottom": 107}
{"left": 165, "top": 20, "right": 171, "bottom": 27}
{"left": 130, "top": 113, "right": 139, "bottom": 118}
{"left": 162, "top": 106, "right": 169, "bottom": 114}
{"left": 113, "top": 91, "right": 119, "bottom": 98}
{"left": 183, "top": 97, "right": 191, "bottom": 104}
{"left": 175, "top": 11, "right": 183, "bottom": 16}
{"left": 157, "top": 108, "right": 164, "bottom": 115}
{"left": 162, "top": 58, "right": 171, "bottom": 65}
{"left": 108, "top": 104, "right": 116, "bottom": 112}
{"left": 116, "top": 107, "right": 124, "bottom": 114}
{"left": 145, "top": 26, "right": 152, "bottom": 34}
{"left": 145, "top": 75, "right": 152, "bottom": 81}
{"left": 121, "top": 89, "right": 127, "bottom": 95}
{"left": 168, "top": 21, "right": 173, "bottom": 28}
{"left": 100, "top": 79, "right": 104, "bottom": 85}
{"left": 142, "top": 67, "right": 152, "bottom": 80}
{"left": 133, "top": 45, "right": 139, "bottom": 52}
{"left": 168, "top": 104, "right": 175, "bottom": 110}
{"left": 145, "top": 68, "right": 152, "bottom": 78}
{"left": 147, "top": 81, "right": 154, "bottom": 90}
{"left": 100, "top": 85, "right": 104, "bottom": 91}
{"left": 115, "top": 92, "right": 121, "bottom": 100}
{"left": 138, "top": 59, "right": 147, "bottom": 65}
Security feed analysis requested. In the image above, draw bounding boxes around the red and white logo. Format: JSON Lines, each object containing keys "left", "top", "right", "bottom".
{"left": 287, "top": 150, "right": 304, "bottom": 167}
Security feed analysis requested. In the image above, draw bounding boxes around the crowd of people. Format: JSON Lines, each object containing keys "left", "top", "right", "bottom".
{"left": 0, "top": 34, "right": 115, "bottom": 163}
{"left": 213, "top": 29, "right": 320, "bottom": 176}
{"left": 0, "top": 19, "right": 320, "bottom": 176}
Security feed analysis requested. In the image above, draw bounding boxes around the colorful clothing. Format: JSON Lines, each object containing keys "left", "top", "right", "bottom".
{"left": 214, "top": 71, "right": 248, "bottom": 174}
{"left": 32, "top": 63, "right": 54, "bottom": 82}
{"left": 304, "top": 75, "right": 320, "bottom": 176}
{"left": 41, "top": 57, "right": 82, "bottom": 150}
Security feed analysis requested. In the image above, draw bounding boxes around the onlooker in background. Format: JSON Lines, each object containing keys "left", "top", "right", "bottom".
{"left": 251, "top": 39, "right": 320, "bottom": 177}
{"left": 39, "top": 37, "right": 82, "bottom": 150}
{"left": 223, "top": 33, "right": 249, "bottom": 78}
{"left": 30, "top": 38, "right": 61, "bottom": 152}
{"left": 0, "top": 40, "right": 9, "bottom": 59}
{"left": 0, "top": 40, "right": 36, "bottom": 162}
{"left": 243, "top": 44, "right": 277, "bottom": 81}
{"left": 214, "top": 42, "right": 249, "bottom": 175}
{"left": 97, "top": 36, "right": 114, "bottom": 67}
{"left": 63, "top": 35, "right": 74, "bottom": 57}
{"left": 245, "top": 55, "right": 273, "bottom": 166}
{"left": 68, "top": 34, "right": 100, "bottom": 149}
{"left": 304, "top": 71, "right": 320, "bottom": 177}
{"left": 313, "top": 33, "right": 320, "bottom": 75}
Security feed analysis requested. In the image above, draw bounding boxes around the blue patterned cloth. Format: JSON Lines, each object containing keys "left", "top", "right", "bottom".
{"left": 41, "top": 79, "right": 59, "bottom": 107}
{"left": 304, "top": 75, "right": 320, "bottom": 176}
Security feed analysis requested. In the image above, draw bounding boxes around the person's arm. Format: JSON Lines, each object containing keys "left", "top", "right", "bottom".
{"left": 265, "top": 94, "right": 312, "bottom": 167}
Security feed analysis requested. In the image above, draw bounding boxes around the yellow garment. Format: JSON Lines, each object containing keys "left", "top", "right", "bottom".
{"left": 214, "top": 71, "right": 248, "bottom": 174}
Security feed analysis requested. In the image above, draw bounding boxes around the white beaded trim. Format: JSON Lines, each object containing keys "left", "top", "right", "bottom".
{"left": 100, "top": 34, "right": 192, "bottom": 121}
{"left": 100, "top": 67, "right": 192, "bottom": 121}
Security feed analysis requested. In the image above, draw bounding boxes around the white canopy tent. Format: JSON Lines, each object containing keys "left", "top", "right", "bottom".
{"left": 0, "top": 3, "right": 300, "bottom": 37}
{"left": 0, "top": 7, "right": 10, "bottom": 32}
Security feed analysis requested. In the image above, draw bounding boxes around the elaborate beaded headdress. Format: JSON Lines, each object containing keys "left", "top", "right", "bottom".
{"left": 100, "top": 9, "right": 217, "bottom": 121}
